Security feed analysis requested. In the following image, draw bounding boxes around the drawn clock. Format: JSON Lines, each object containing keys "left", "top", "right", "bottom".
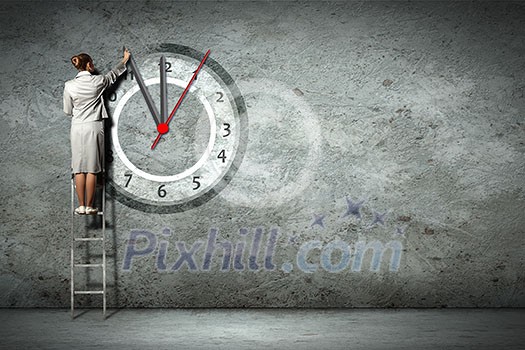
{"left": 105, "top": 44, "right": 248, "bottom": 213}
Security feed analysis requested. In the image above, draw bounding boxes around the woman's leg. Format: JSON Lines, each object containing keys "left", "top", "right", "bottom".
{"left": 86, "top": 173, "right": 97, "bottom": 208}
{"left": 74, "top": 173, "right": 86, "bottom": 206}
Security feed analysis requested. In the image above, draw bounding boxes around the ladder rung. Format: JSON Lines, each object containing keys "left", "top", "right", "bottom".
{"left": 74, "top": 237, "right": 104, "bottom": 242}
{"left": 73, "top": 212, "right": 104, "bottom": 216}
{"left": 74, "top": 290, "right": 104, "bottom": 295}
{"left": 74, "top": 263, "right": 103, "bottom": 268}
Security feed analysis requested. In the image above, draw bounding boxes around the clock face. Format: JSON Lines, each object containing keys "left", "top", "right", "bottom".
{"left": 106, "top": 44, "right": 248, "bottom": 213}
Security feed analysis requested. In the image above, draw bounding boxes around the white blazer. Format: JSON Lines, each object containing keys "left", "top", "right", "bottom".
{"left": 63, "top": 61, "right": 126, "bottom": 123}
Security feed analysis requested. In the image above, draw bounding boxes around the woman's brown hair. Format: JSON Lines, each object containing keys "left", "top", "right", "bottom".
{"left": 71, "top": 53, "right": 93, "bottom": 71}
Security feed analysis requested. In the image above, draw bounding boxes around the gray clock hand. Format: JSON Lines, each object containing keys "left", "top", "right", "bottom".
{"left": 160, "top": 55, "right": 168, "bottom": 124}
{"left": 127, "top": 50, "right": 160, "bottom": 126}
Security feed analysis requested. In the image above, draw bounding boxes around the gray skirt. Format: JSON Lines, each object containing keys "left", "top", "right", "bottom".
{"left": 70, "top": 121, "right": 104, "bottom": 174}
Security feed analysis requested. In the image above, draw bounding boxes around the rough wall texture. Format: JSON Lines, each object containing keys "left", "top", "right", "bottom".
{"left": 0, "top": 0, "right": 524, "bottom": 308}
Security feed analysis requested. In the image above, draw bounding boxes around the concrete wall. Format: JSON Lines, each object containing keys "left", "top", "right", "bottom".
{"left": 1, "top": 0, "right": 523, "bottom": 308}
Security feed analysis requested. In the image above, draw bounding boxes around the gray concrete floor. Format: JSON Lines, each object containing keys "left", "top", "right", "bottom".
{"left": 0, "top": 308, "right": 524, "bottom": 349}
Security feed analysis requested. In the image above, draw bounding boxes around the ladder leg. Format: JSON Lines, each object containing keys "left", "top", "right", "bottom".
{"left": 102, "top": 172, "right": 106, "bottom": 319}
{"left": 70, "top": 174, "right": 75, "bottom": 319}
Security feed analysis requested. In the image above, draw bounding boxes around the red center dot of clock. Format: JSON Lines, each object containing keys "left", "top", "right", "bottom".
{"left": 157, "top": 123, "right": 169, "bottom": 134}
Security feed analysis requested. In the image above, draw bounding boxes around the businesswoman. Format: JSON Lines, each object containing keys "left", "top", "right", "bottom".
{"left": 63, "top": 49, "right": 130, "bottom": 215}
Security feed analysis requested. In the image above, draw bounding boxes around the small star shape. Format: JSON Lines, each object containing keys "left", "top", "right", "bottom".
{"left": 311, "top": 213, "right": 326, "bottom": 228}
{"left": 366, "top": 210, "right": 388, "bottom": 229}
{"left": 394, "top": 226, "right": 406, "bottom": 237}
{"left": 342, "top": 196, "right": 365, "bottom": 220}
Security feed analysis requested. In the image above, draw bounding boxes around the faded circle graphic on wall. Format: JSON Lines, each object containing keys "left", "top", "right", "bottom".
{"left": 218, "top": 78, "right": 322, "bottom": 208}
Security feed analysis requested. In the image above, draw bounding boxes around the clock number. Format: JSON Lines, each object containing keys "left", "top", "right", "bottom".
{"left": 192, "top": 176, "right": 201, "bottom": 190}
{"left": 216, "top": 92, "right": 224, "bottom": 102}
{"left": 160, "top": 61, "right": 172, "bottom": 72}
{"left": 124, "top": 173, "right": 132, "bottom": 187}
{"left": 158, "top": 184, "right": 167, "bottom": 198}
{"left": 218, "top": 150, "right": 227, "bottom": 163}
{"left": 223, "top": 123, "right": 231, "bottom": 137}
{"left": 125, "top": 70, "right": 134, "bottom": 80}
{"left": 108, "top": 92, "right": 117, "bottom": 102}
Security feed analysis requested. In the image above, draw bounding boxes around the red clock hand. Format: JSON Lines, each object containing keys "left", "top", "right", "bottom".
{"left": 151, "top": 49, "right": 211, "bottom": 150}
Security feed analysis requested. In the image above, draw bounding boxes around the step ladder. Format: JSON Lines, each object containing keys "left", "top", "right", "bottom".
{"left": 70, "top": 172, "right": 107, "bottom": 319}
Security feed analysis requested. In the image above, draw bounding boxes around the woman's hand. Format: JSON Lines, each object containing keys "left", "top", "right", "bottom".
{"left": 122, "top": 48, "right": 131, "bottom": 64}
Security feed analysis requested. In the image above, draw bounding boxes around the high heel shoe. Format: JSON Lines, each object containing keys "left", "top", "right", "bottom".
{"left": 74, "top": 206, "right": 86, "bottom": 215}
{"left": 85, "top": 207, "right": 98, "bottom": 215}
